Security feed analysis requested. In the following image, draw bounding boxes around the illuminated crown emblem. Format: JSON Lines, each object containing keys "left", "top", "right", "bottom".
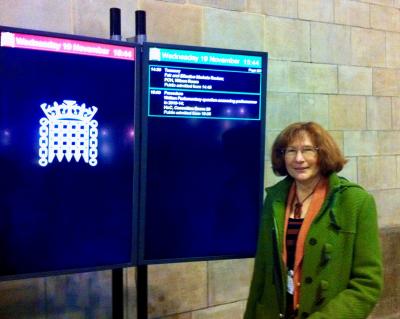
{"left": 38, "top": 100, "right": 99, "bottom": 167}
{"left": 40, "top": 100, "right": 97, "bottom": 122}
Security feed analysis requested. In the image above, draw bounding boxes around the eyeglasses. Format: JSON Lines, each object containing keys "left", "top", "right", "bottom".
{"left": 283, "top": 146, "right": 319, "bottom": 159}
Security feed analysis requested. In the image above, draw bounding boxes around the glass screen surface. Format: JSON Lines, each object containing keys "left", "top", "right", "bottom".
{"left": 142, "top": 45, "right": 267, "bottom": 262}
{"left": 0, "top": 28, "right": 137, "bottom": 278}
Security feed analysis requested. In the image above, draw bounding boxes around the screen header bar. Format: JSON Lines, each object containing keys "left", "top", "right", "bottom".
{"left": 0, "top": 31, "right": 135, "bottom": 61}
{"left": 149, "top": 47, "right": 262, "bottom": 68}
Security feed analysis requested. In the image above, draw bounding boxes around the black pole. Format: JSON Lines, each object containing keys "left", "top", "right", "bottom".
{"left": 110, "top": 7, "right": 122, "bottom": 41}
{"left": 112, "top": 268, "right": 124, "bottom": 319}
{"left": 110, "top": 8, "right": 123, "bottom": 310}
{"left": 137, "top": 265, "right": 148, "bottom": 319}
{"left": 134, "top": 10, "right": 147, "bottom": 44}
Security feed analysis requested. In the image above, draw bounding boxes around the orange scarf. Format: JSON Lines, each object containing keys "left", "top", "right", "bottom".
{"left": 282, "top": 178, "right": 328, "bottom": 310}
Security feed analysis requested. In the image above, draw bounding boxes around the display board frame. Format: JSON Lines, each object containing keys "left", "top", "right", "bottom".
{"left": 139, "top": 42, "right": 268, "bottom": 265}
{"left": 0, "top": 26, "right": 269, "bottom": 276}
{"left": 0, "top": 25, "right": 141, "bottom": 281}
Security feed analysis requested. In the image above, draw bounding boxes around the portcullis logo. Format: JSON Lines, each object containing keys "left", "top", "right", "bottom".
{"left": 38, "top": 100, "right": 98, "bottom": 167}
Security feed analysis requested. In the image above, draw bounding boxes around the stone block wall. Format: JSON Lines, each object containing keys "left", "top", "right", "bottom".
{"left": 0, "top": 0, "right": 399, "bottom": 318}
{"left": 371, "top": 227, "right": 400, "bottom": 319}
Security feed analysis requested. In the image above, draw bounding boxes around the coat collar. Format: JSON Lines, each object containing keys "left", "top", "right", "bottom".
{"left": 265, "top": 172, "right": 346, "bottom": 200}
{"left": 265, "top": 176, "right": 293, "bottom": 203}
{"left": 266, "top": 172, "right": 360, "bottom": 235}
{"left": 266, "top": 177, "right": 293, "bottom": 253}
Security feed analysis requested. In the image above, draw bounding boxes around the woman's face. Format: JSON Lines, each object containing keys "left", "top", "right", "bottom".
{"left": 284, "top": 132, "right": 321, "bottom": 185}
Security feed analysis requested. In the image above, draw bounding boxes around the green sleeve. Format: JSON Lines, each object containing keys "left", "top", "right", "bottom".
{"left": 308, "top": 194, "right": 383, "bottom": 319}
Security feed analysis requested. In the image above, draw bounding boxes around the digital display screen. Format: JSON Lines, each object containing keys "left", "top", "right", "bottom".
{"left": 141, "top": 44, "right": 267, "bottom": 263}
{"left": 0, "top": 27, "right": 138, "bottom": 279}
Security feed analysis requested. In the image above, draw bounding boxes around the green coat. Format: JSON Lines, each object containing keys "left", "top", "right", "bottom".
{"left": 244, "top": 173, "right": 383, "bottom": 319}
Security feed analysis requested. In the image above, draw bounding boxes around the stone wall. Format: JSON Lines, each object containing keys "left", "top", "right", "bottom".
{"left": 0, "top": 0, "right": 399, "bottom": 318}
{"left": 372, "top": 227, "right": 400, "bottom": 319}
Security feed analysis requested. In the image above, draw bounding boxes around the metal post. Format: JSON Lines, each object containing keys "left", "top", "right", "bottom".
{"left": 137, "top": 265, "right": 148, "bottom": 319}
{"left": 112, "top": 268, "right": 124, "bottom": 319}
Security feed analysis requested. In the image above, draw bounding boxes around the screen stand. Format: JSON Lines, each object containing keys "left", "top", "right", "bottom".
{"left": 137, "top": 265, "right": 148, "bottom": 319}
{"left": 112, "top": 268, "right": 124, "bottom": 319}
{"left": 111, "top": 266, "right": 148, "bottom": 319}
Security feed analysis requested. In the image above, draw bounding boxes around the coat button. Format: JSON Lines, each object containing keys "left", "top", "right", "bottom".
{"left": 323, "top": 243, "right": 333, "bottom": 253}
{"left": 305, "top": 276, "right": 313, "bottom": 284}
{"left": 279, "top": 314, "right": 284, "bottom": 318}
{"left": 309, "top": 238, "right": 317, "bottom": 245}
{"left": 320, "top": 280, "right": 329, "bottom": 290}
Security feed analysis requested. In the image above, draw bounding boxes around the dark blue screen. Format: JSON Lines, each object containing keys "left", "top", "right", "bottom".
{"left": 0, "top": 35, "right": 136, "bottom": 278}
{"left": 142, "top": 46, "right": 266, "bottom": 262}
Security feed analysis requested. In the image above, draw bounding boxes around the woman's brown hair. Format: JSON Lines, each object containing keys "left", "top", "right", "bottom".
{"left": 271, "top": 122, "right": 347, "bottom": 176}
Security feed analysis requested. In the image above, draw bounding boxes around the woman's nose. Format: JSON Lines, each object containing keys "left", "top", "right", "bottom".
{"left": 295, "top": 150, "right": 305, "bottom": 161}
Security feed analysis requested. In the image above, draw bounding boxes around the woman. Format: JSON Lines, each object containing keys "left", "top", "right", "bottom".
{"left": 244, "top": 122, "right": 383, "bottom": 319}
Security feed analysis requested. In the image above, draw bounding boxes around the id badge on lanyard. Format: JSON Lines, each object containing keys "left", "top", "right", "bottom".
{"left": 287, "top": 269, "right": 294, "bottom": 295}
